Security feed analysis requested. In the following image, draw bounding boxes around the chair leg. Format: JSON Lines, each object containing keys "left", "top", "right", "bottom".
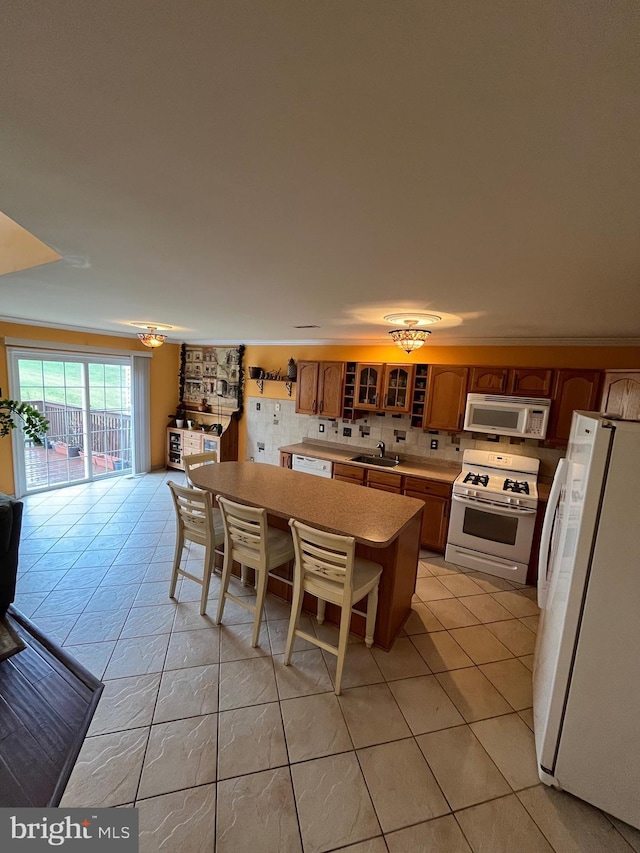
{"left": 251, "top": 567, "right": 269, "bottom": 648}
{"left": 200, "top": 545, "right": 215, "bottom": 616}
{"left": 216, "top": 550, "right": 233, "bottom": 625}
{"left": 365, "top": 584, "right": 379, "bottom": 648}
{"left": 169, "top": 534, "right": 183, "bottom": 599}
{"left": 334, "top": 604, "right": 352, "bottom": 696}
{"left": 284, "top": 581, "right": 305, "bottom": 665}
{"left": 317, "top": 598, "right": 326, "bottom": 625}
{"left": 240, "top": 564, "right": 249, "bottom": 586}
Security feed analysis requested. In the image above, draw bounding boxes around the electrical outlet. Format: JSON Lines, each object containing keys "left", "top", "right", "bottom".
{"left": 250, "top": 456, "right": 254, "bottom": 462}
{"left": 343, "top": 427, "right": 352, "bottom": 437}
{"left": 319, "top": 423, "right": 325, "bottom": 433}
{"left": 430, "top": 439, "right": 438, "bottom": 450}
{"left": 275, "top": 402, "right": 281, "bottom": 412}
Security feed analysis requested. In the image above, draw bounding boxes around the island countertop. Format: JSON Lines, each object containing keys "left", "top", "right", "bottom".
{"left": 189, "top": 461, "right": 424, "bottom": 547}
{"left": 188, "top": 461, "right": 424, "bottom": 648}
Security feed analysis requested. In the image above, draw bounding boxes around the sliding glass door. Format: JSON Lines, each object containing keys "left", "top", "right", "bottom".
{"left": 12, "top": 353, "right": 133, "bottom": 494}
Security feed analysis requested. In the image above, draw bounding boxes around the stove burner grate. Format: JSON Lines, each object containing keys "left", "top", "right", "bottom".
{"left": 503, "top": 478, "right": 530, "bottom": 494}
{"left": 463, "top": 472, "right": 489, "bottom": 488}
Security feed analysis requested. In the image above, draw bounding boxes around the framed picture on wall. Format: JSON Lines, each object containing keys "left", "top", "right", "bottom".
{"left": 180, "top": 344, "right": 245, "bottom": 414}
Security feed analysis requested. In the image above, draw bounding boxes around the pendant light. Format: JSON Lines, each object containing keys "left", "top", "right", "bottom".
{"left": 131, "top": 323, "right": 172, "bottom": 348}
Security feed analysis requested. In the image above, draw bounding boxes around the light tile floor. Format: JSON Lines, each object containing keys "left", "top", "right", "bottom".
{"left": 13, "top": 471, "right": 640, "bottom": 852}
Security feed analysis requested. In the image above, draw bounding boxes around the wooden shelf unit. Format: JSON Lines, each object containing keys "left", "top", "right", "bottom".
{"left": 410, "top": 364, "right": 429, "bottom": 428}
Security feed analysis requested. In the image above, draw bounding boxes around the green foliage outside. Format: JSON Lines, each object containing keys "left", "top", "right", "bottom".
{"left": 18, "top": 360, "right": 131, "bottom": 412}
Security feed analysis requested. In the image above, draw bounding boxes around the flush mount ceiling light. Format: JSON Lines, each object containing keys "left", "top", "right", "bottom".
{"left": 384, "top": 313, "right": 441, "bottom": 354}
{"left": 131, "top": 323, "right": 172, "bottom": 348}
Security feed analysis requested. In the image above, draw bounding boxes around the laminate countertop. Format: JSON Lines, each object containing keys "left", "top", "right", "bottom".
{"left": 279, "top": 441, "right": 461, "bottom": 484}
{"left": 189, "top": 461, "right": 424, "bottom": 547}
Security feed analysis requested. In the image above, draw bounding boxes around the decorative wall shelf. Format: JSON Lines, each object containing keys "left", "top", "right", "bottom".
{"left": 255, "top": 377, "right": 295, "bottom": 397}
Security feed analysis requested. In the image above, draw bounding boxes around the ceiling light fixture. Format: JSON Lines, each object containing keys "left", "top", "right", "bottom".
{"left": 131, "top": 323, "right": 172, "bottom": 348}
{"left": 384, "top": 313, "right": 441, "bottom": 354}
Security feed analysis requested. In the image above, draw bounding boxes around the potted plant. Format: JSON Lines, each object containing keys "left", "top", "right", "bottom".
{"left": 0, "top": 398, "right": 49, "bottom": 444}
{"left": 168, "top": 407, "right": 187, "bottom": 429}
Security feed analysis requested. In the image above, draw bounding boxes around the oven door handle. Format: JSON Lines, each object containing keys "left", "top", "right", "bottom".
{"left": 452, "top": 493, "right": 537, "bottom": 515}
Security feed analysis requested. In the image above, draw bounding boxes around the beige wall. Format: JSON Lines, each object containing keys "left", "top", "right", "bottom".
{"left": 0, "top": 320, "right": 180, "bottom": 494}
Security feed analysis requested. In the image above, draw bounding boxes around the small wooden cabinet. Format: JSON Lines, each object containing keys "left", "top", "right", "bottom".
{"left": 280, "top": 451, "right": 292, "bottom": 469}
{"left": 510, "top": 368, "right": 554, "bottom": 397}
{"left": 367, "top": 470, "right": 403, "bottom": 494}
{"left": 600, "top": 371, "right": 640, "bottom": 420}
{"left": 469, "top": 366, "right": 554, "bottom": 397}
{"left": 332, "top": 462, "right": 366, "bottom": 485}
{"left": 403, "top": 476, "right": 451, "bottom": 552}
{"left": 295, "top": 361, "right": 345, "bottom": 418}
{"left": 166, "top": 418, "right": 238, "bottom": 471}
{"left": 468, "top": 367, "right": 510, "bottom": 394}
{"left": 355, "top": 363, "right": 383, "bottom": 410}
{"left": 547, "top": 369, "right": 602, "bottom": 443}
{"left": 425, "top": 366, "right": 469, "bottom": 431}
{"left": 410, "top": 364, "right": 429, "bottom": 429}
{"left": 382, "top": 364, "right": 415, "bottom": 413}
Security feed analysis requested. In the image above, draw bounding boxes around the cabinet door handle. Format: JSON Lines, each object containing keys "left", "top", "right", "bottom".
{"left": 312, "top": 399, "right": 317, "bottom": 413}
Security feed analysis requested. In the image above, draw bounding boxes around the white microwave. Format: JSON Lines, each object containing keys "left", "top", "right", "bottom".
{"left": 463, "top": 394, "right": 550, "bottom": 439}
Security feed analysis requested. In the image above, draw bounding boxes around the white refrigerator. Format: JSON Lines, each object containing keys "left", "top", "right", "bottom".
{"left": 533, "top": 411, "right": 640, "bottom": 829}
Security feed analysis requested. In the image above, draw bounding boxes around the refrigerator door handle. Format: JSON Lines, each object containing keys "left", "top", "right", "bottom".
{"left": 537, "top": 457, "right": 568, "bottom": 609}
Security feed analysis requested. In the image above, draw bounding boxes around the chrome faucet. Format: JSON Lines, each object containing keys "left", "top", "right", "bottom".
{"left": 376, "top": 441, "right": 385, "bottom": 458}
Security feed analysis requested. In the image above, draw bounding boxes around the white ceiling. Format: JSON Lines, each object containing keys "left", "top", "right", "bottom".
{"left": 1, "top": 1, "right": 639, "bottom": 346}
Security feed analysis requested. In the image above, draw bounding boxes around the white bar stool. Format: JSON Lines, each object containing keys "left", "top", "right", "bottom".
{"left": 215, "top": 495, "right": 295, "bottom": 648}
{"left": 167, "top": 481, "right": 225, "bottom": 615}
{"left": 284, "top": 518, "right": 382, "bottom": 695}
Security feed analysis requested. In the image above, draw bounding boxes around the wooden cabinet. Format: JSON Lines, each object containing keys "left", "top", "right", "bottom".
{"left": 468, "top": 367, "right": 510, "bottom": 394}
{"left": 355, "top": 363, "right": 383, "bottom": 410}
{"left": 600, "top": 371, "right": 640, "bottom": 420}
{"left": 547, "top": 369, "right": 602, "bottom": 443}
{"left": 280, "top": 451, "right": 292, "bottom": 469}
{"left": 332, "top": 462, "right": 366, "bottom": 484}
{"left": 166, "top": 418, "right": 238, "bottom": 471}
{"left": 343, "top": 362, "right": 357, "bottom": 421}
{"left": 382, "top": 364, "right": 415, "bottom": 413}
{"left": 510, "top": 368, "right": 554, "bottom": 397}
{"left": 469, "top": 366, "right": 553, "bottom": 397}
{"left": 410, "top": 364, "right": 429, "bottom": 429}
{"left": 367, "top": 470, "right": 403, "bottom": 494}
{"left": 403, "top": 476, "right": 451, "bottom": 552}
{"left": 295, "top": 361, "right": 345, "bottom": 418}
{"left": 425, "top": 366, "right": 469, "bottom": 431}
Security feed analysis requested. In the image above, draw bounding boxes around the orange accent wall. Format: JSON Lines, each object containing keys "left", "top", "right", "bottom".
{"left": 0, "top": 321, "right": 180, "bottom": 494}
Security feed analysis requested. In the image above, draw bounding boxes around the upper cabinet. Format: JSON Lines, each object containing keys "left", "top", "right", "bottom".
{"left": 469, "top": 366, "right": 553, "bottom": 397}
{"left": 510, "top": 368, "right": 554, "bottom": 397}
{"left": 425, "top": 366, "right": 469, "bottom": 431}
{"left": 355, "top": 363, "right": 383, "bottom": 410}
{"left": 295, "top": 361, "right": 345, "bottom": 418}
{"left": 468, "top": 367, "right": 510, "bottom": 394}
{"left": 547, "top": 369, "right": 602, "bottom": 443}
{"left": 382, "top": 364, "right": 415, "bottom": 413}
{"left": 600, "top": 371, "right": 640, "bottom": 420}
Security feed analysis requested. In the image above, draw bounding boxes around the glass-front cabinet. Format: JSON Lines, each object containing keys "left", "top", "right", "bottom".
{"left": 355, "top": 363, "right": 383, "bottom": 410}
{"left": 383, "top": 364, "right": 415, "bottom": 413}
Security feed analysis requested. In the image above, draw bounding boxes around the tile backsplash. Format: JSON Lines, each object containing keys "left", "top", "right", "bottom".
{"left": 245, "top": 398, "right": 564, "bottom": 480}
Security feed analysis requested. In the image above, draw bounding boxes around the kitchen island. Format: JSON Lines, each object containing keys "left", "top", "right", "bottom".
{"left": 189, "top": 461, "right": 424, "bottom": 649}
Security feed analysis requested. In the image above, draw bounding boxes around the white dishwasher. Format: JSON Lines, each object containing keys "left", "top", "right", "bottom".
{"left": 291, "top": 455, "right": 333, "bottom": 478}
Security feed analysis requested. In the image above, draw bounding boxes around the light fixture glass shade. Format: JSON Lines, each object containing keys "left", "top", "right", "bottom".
{"left": 138, "top": 332, "right": 166, "bottom": 348}
{"left": 389, "top": 328, "right": 431, "bottom": 353}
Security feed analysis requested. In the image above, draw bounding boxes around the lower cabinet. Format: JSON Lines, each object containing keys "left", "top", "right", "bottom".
{"left": 280, "top": 451, "right": 292, "bottom": 469}
{"left": 403, "top": 477, "right": 451, "bottom": 552}
{"left": 332, "top": 462, "right": 366, "bottom": 485}
{"left": 166, "top": 419, "right": 238, "bottom": 470}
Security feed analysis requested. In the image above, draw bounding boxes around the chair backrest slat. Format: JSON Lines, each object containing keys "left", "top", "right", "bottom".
{"left": 184, "top": 450, "right": 218, "bottom": 486}
{"left": 289, "top": 519, "right": 356, "bottom": 591}
{"left": 168, "top": 481, "right": 213, "bottom": 548}
{"left": 216, "top": 495, "right": 268, "bottom": 569}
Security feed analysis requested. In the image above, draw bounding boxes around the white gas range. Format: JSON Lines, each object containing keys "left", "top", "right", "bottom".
{"left": 445, "top": 449, "right": 540, "bottom": 583}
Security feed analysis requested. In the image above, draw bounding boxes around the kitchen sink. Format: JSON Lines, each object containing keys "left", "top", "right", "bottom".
{"left": 350, "top": 454, "right": 400, "bottom": 468}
